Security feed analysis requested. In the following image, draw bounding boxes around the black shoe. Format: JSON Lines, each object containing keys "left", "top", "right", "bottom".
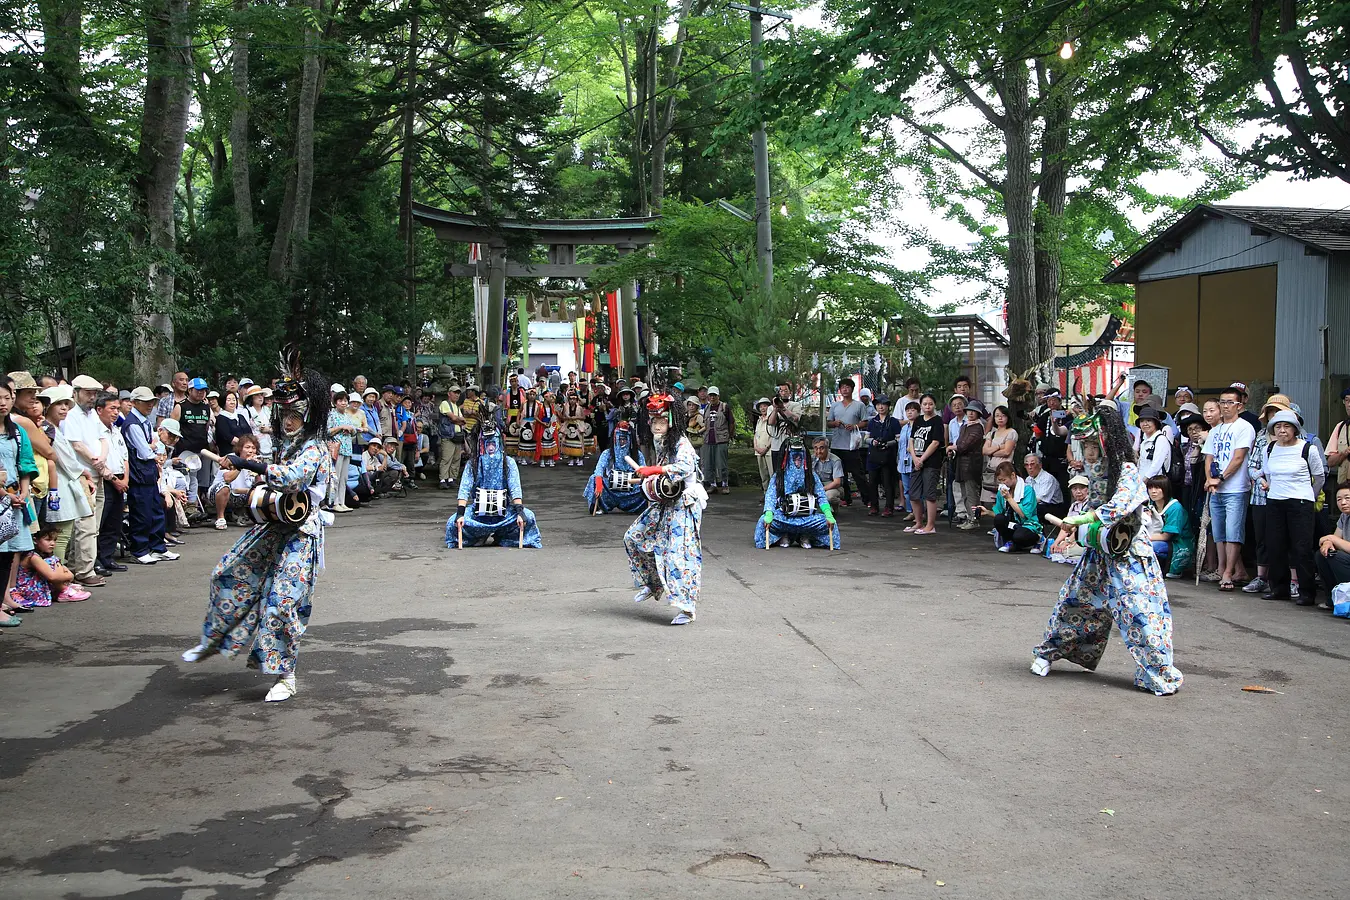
{"left": 1262, "top": 592, "right": 1291, "bottom": 602}
{"left": 1295, "top": 596, "right": 1317, "bottom": 607}
{"left": 94, "top": 566, "right": 114, "bottom": 578}
{"left": 106, "top": 562, "right": 129, "bottom": 572}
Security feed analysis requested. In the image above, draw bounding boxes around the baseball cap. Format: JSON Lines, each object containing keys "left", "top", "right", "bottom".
{"left": 37, "top": 384, "right": 74, "bottom": 404}
{"left": 158, "top": 418, "right": 181, "bottom": 437}
{"left": 156, "top": 384, "right": 172, "bottom": 394}
{"left": 118, "top": 389, "right": 132, "bottom": 400}
{"left": 330, "top": 383, "right": 346, "bottom": 395}
{"left": 189, "top": 377, "right": 208, "bottom": 390}
{"left": 348, "top": 392, "right": 362, "bottom": 403}
{"left": 206, "top": 390, "right": 220, "bottom": 399}
{"left": 447, "top": 384, "right": 462, "bottom": 392}
{"left": 130, "top": 386, "right": 156, "bottom": 402}
{"left": 1068, "top": 474, "right": 1090, "bottom": 488}
{"left": 71, "top": 374, "right": 103, "bottom": 390}
{"left": 859, "top": 387, "right": 873, "bottom": 397}
{"left": 1228, "top": 381, "right": 1248, "bottom": 396}
{"left": 707, "top": 386, "right": 720, "bottom": 396}
{"left": 239, "top": 377, "right": 254, "bottom": 387}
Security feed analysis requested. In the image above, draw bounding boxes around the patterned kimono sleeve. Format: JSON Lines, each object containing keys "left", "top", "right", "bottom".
{"left": 457, "top": 466, "right": 476, "bottom": 502}
{"left": 667, "top": 439, "right": 700, "bottom": 480}
{"left": 595, "top": 450, "right": 613, "bottom": 477}
{"left": 265, "top": 442, "right": 324, "bottom": 491}
{"left": 636, "top": 450, "right": 646, "bottom": 467}
{"left": 763, "top": 474, "right": 780, "bottom": 515}
{"left": 1095, "top": 462, "right": 1147, "bottom": 529}
{"left": 506, "top": 457, "right": 524, "bottom": 503}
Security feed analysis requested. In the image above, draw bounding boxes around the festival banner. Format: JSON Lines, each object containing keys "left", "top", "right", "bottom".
{"left": 606, "top": 290, "right": 623, "bottom": 370}
{"left": 583, "top": 310, "right": 597, "bottom": 373}
{"left": 470, "top": 243, "right": 488, "bottom": 367}
{"left": 518, "top": 296, "right": 530, "bottom": 370}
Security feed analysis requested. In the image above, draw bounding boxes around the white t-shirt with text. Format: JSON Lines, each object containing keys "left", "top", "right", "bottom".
{"left": 1202, "top": 419, "right": 1256, "bottom": 494}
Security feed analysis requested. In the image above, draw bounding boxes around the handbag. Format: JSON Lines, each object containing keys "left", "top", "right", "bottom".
{"left": 0, "top": 500, "right": 20, "bottom": 545}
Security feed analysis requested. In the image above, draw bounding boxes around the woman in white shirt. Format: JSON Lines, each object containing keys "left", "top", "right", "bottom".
{"left": 1255, "top": 409, "right": 1325, "bottom": 604}
{"left": 242, "top": 385, "right": 273, "bottom": 460}
{"left": 38, "top": 388, "right": 95, "bottom": 567}
{"left": 1135, "top": 406, "right": 1171, "bottom": 481}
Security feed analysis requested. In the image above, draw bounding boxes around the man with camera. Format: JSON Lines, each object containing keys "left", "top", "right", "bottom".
{"left": 766, "top": 379, "right": 803, "bottom": 473}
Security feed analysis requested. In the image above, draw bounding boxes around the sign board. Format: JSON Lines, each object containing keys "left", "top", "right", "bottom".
{"left": 1128, "top": 364, "right": 1170, "bottom": 399}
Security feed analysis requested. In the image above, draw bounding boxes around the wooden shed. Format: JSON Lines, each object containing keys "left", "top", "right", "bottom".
{"left": 1104, "top": 204, "right": 1350, "bottom": 438}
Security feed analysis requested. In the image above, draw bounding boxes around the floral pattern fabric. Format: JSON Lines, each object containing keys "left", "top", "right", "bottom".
{"left": 198, "top": 440, "right": 331, "bottom": 676}
{"left": 584, "top": 426, "right": 646, "bottom": 513}
{"left": 624, "top": 436, "right": 703, "bottom": 615}
{"left": 1033, "top": 462, "right": 1184, "bottom": 695}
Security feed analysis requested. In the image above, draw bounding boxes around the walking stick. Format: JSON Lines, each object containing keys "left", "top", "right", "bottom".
{"left": 518, "top": 517, "right": 524, "bottom": 550}
{"left": 457, "top": 517, "right": 463, "bottom": 549}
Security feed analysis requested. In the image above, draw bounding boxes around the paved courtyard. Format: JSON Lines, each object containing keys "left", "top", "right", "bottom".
{"left": 2, "top": 464, "right": 1348, "bottom": 898}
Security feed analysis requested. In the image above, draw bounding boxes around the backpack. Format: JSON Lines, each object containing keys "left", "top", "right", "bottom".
{"left": 1167, "top": 433, "right": 1185, "bottom": 491}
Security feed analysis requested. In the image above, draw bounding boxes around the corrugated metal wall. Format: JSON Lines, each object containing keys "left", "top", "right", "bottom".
{"left": 1135, "top": 215, "right": 1332, "bottom": 436}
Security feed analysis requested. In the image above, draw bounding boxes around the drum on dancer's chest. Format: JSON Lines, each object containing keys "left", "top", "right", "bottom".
{"left": 248, "top": 485, "right": 311, "bottom": 527}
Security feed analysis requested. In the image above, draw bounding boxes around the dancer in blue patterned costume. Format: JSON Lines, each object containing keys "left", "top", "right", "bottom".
{"left": 1032, "top": 404, "right": 1183, "bottom": 695}
{"left": 755, "top": 437, "right": 839, "bottom": 549}
{"left": 625, "top": 393, "right": 706, "bottom": 625}
{"left": 181, "top": 347, "right": 333, "bottom": 703}
{"left": 445, "top": 407, "right": 542, "bottom": 548}
{"left": 584, "top": 414, "right": 647, "bottom": 514}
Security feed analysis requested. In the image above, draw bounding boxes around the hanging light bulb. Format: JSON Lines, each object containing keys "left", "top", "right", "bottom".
{"left": 1059, "top": 40, "right": 1074, "bottom": 60}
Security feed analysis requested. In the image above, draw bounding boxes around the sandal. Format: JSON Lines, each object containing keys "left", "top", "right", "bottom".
{"left": 1218, "top": 580, "right": 1235, "bottom": 592}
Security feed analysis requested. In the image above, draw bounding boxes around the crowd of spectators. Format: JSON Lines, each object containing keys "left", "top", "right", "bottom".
{"left": 755, "top": 372, "right": 1350, "bottom": 613}
{"left": 4, "top": 361, "right": 1348, "bottom": 629}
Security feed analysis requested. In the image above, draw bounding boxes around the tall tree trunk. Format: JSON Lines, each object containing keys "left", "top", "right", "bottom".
{"left": 399, "top": 4, "right": 420, "bottom": 383}
{"left": 1033, "top": 63, "right": 1072, "bottom": 378}
{"left": 37, "top": 0, "right": 81, "bottom": 104}
{"left": 648, "top": 0, "right": 696, "bottom": 213}
{"left": 1001, "top": 64, "right": 1039, "bottom": 380}
{"left": 132, "top": 0, "right": 193, "bottom": 384}
{"left": 267, "top": 0, "right": 323, "bottom": 281}
{"left": 230, "top": 0, "right": 254, "bottom": 241}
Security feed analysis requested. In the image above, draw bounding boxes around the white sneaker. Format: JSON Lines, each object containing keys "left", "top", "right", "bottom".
{"left": 1030, "top": 657, "right": 1051, "bottom": 677}
{"left": 799, "top": 537, "right": 813, "bottom": 549}
{"left": 776, "top": 536, "right": 791, "bottom": 548}
{"left": 670, "top": 611, "right": 695, "bottom": 625}
{"left": 634, "top": 586, "right": 662, "bottom": 603}
{"left": 181, "top": 644, "right": 214, "bottom": 663}
{"left": 264, "top": 674, "right": 297, "bottom": 702}
{"left": 1241, "top": 577, "right": 1267, "bottom": 594}
{"left": 133, "top": 554, "right": 158, "bottom": 565}
{"left": 155, "top": 551, "right": 181, "bottom": 561}
{"left": 214, "top": 518, "right": 228, "bottom": 530}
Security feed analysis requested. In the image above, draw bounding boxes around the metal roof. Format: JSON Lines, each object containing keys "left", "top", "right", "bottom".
{"left": 412, "top": 202, "right": 659, "bottom": 246}
{"left": 930, "top": 314, "right": 1009, "bottom": 350}
{"left": 1105, "top": 203, "right": 1350, "bottom": 284}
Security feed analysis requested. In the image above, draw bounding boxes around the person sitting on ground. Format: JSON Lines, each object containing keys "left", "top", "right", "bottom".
{"left": 10, "top": 527, "right": 86, "bottom": 607}
{"left": 756, "top": 437, "right": 839, "bottom": 550}
{"left": 1317, "top": 482, "right": 1350, "bottom": 611}
{"left": 384, "top": 436, "right": 414, "bottom": 490}
{"left": 1048, "top": 475, "right": 1093, "bottom": 564}
{"left": 1024, "top": 452, "right": 1066, "bottom": 528}
{"left": 811, "top": 438, "right": 844, "bottom": 505}
{"left": 362, "top": 436, "right": 395, "bottom": 495}
{"left": 1147, "top": 475, "right": 1194, "bottom": 579}
{"left": 208, "top": 434, "right": 260, "bottom": 529}
{"left": 974, "top": 460, "right": 1042, "bottom": 552}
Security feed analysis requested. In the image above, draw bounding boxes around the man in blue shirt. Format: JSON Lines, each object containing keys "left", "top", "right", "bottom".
{"left": 121, "top": 387, "right": 169, "bottom": 564}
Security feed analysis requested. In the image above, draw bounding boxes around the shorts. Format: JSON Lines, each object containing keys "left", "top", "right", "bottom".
{"left": 908, "top": 466, "right": 940, "bottom": 502}
{"left": 1209, "top": 491, "right": 1249, "bottom": 544}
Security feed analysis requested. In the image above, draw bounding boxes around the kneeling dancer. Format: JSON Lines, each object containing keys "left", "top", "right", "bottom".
{"left": 1031, "top": 404, "right": 1183, "bottom": 695}
{"left": 755, "top": 437, "right": 839, "bottom": 549}
{"left": 584, "top": 414, "right": 647, "bottom": 514}
{"left": 445, "top": 410, "right": 542, "bottom": 548}
{"left": 182, "top": 348, "right": 333, "bottom": 703}
{"left": 625, "top": 393, "right": 706, "bottom": 624}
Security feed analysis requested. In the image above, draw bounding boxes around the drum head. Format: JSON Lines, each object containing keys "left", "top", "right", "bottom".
{"left": 507, "top": 421, "right": 521, "bottom": 437}
{"left": 521, "top": 423, "right": 535, "bottom": 441}
{"left": 580, "top": 421, "right": 593, "bottom": 438}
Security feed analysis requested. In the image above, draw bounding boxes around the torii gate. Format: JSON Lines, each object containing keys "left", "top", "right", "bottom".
{"left": 412, "top": 202, "right": 659, "bottom": 388}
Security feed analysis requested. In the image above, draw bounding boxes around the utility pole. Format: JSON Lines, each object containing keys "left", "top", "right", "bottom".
{"left": 731, "top": 3, "right": 790, "bottom": 298}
